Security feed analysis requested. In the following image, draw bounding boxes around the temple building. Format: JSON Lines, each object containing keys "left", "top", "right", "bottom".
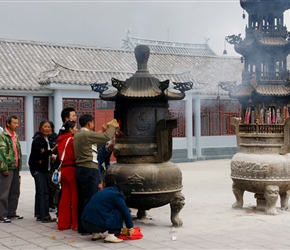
{"left": 0, "top": 34, "right": 242, "bottom": 167}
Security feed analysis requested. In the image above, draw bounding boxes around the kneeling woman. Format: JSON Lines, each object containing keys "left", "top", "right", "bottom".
{"left": 81, "top": 183, "right": 134, "bottom": 243}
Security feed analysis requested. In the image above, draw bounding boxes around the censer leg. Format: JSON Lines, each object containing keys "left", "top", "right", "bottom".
{"left": 264, "top": 185, "right": 279, "bottom": 215}
{"left": 137, "top": 209, "right": 147, "bottom": 219}
{"left": 232, "top": 183, "right": 244, "bottom": 209}
{"left": 280, "top": 190, "right": 290, "bottom": 210}
{"left": 170, "top": 192, "right": 185, "bottom": 227}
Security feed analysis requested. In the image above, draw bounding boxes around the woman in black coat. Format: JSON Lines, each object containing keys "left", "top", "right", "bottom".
{"left": 29, "top": 121, "right": 57, "bottom": 223}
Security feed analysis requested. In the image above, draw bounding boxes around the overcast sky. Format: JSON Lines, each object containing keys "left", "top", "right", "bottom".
{"left": 1, "top": 0, "right": 290, "bottom": 56}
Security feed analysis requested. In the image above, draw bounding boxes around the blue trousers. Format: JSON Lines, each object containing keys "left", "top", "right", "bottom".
{"left": 31, "top": 171, "right": 50, "bottom": 219}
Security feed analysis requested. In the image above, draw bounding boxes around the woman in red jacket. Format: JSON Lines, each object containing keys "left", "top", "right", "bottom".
{"left": 57, "top": 120, "right": 78, "bottom": 231}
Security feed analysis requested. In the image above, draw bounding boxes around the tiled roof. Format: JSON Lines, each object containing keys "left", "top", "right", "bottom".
{"left": 229, "top": 85, "right": 254, "bottom": 98}
{"left": 256, "top": 84, "right": 290, "bottom": 96}
{"left": 228, "top": 83, "right": 290, "bottom": 98}
{"left": 258, "top": 36, "right": 289, "bottom": 46}
{"left": 0, "top": 39, "right": 242, "bottom": 96}
{"left": 122, "top": 33, "right": 216, "bottom": 56}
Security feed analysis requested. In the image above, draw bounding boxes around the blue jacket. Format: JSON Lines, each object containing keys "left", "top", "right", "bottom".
{"left": 81, "top": 186, "right": 133, "bottom": 229}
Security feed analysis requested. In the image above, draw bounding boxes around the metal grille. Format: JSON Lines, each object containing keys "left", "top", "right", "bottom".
{"left": 63, "top": 99, "right": 95, "bottom": 130}
{"left": 63, "top": 98, "right": 114, "bottom": 129}
{"left": 0, "top": 96, "right": 25, "bottom": 140}
{"left": 33, "top": 97, "right": 49, "bottom": 134}
{"left": 64, "top": 98, "right": 95, "bottom": 117}
{"left": 201, "top": 99, "right": 241, "bottom": 136}
{"left": 168, "top": 101, "right": 186, "bottom": 137}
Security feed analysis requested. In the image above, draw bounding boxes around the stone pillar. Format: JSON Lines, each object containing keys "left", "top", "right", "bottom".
{"left": 25, "top": 94, "right": 34, "bottom": 168}
{"left": 194, "top": 98, "right": 201, "bottom": 158}
{"left": 53, "top": 89, "right": 63, "bottom": 131}
{"left": 185, "top": 93, "right": 193, "bottom": 160}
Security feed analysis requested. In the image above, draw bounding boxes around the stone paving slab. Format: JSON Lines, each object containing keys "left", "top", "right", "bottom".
{"left": 1, "top": 159, "right": 290, "bottom": 249}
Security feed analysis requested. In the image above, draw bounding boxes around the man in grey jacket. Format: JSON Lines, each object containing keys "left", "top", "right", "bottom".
{"left": 74, "top": 113, "right": 118, "bottom": 234}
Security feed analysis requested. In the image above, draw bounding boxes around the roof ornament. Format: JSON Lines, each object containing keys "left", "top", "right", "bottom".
{"left": 173, "top": 82, "right": 193, "bottom": 93}
{"left": 159, "top": 80, "right": 169, "bottom": 92}
{"left": 111, "top": 77, "right": 126, "bottom": 91}
{"left": 90, "top": 82, "right": 109, "bottom": 94}
{"left": 225, "top": 34, "right": 242, "bottom": 45}
{"left": 242, "top": 9, "right": 246, "bottom": 19}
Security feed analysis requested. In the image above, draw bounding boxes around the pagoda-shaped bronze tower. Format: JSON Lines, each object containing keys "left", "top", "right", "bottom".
{"left": 222, "top": 0, "right": 290, "bottom": 215}
{"left": 92, "top": 45, "right": 191, "bottom": 226}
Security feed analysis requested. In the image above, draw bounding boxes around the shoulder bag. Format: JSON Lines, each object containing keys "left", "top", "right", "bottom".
{"left": 52, "top": 137, "right": 71, "bottom": 184}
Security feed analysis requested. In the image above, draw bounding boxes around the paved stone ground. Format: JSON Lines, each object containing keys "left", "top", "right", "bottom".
{"left": 1, "top": 159, "right": 290, "bottom": 250}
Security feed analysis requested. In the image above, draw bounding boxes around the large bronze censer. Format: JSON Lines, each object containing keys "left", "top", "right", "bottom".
{"left": 92, "top": 45, "right": 191, "bottom": 226}
{"left": 222, "top": 0, "right": 290, "bottom": 215}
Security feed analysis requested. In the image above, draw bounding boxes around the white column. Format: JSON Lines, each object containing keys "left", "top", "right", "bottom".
{"left": 185, "top": 93, "right": 193, "bottom": 159}
{"left": 49, "top": 96, "right": 54, "bottom": 121}
{"left": 194, "top": 98, "right": 202, "bottom": 157}
{"left": 53, "top": 90, "right": 63, "bottom": 132}
{"left": 25, "top": 95, "right": 34, "bottom": 165}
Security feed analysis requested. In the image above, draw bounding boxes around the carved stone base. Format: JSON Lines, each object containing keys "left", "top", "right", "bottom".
{"left": 231, "top": 153, "right": 290, "bottom": 215}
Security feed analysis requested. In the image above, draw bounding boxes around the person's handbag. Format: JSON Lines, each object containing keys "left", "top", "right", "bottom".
{"left": 51, "top": 137, "right": 71, "bottom": 184}
{"left": 117, "top": 227, "right": 143, "bottom": 240}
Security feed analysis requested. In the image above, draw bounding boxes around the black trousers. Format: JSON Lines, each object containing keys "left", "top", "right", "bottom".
{"left": 82, "top": 220, "right": 120, "bottom": 234}
{"left": 75, "top": 166, "right": 99, "bottom": 234}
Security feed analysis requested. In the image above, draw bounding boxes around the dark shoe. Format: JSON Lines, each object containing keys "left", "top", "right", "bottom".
{"left": 8, "top": 215, "right": 23, "bottom": 219}
{"left": 0, "top": 217, "right": 11, "bottom": 223}
{"left": 42, "top": 217, "right": 57, "bottom": 223}
{"left": 36, "top": 217, "right": 41, "bottom": 221}
{"left": 79, "top": 231, "right": 91, "bottom": 236}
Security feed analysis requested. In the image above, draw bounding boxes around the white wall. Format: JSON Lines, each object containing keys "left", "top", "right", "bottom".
{"left": 173, "top": 135, "right": 237, "bottom": 149}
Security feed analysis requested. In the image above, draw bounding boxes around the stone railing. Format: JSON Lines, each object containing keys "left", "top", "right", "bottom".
{"left": 239, "top": 124, "right": 284, "bottom": 134}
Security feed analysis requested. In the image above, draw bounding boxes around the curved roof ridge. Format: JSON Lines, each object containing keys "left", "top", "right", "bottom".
{"left": 0, "top": 37, "right": 132, "bottom": 52}
{"left": 122, "top": 32, "right": 216, "bottom": 56}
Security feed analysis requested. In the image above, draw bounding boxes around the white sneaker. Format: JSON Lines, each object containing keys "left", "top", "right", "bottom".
{"left": 101, "top": 231, "right": 108, "bottom": 237}
{"left": 91, "top": 231, "right": 108, "bottom": 241}
{"left": 104, "top": 235, "right": 123, "bottom": 243}
{"left": 91, "top": 233, "right": 102, "bottom": 241}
